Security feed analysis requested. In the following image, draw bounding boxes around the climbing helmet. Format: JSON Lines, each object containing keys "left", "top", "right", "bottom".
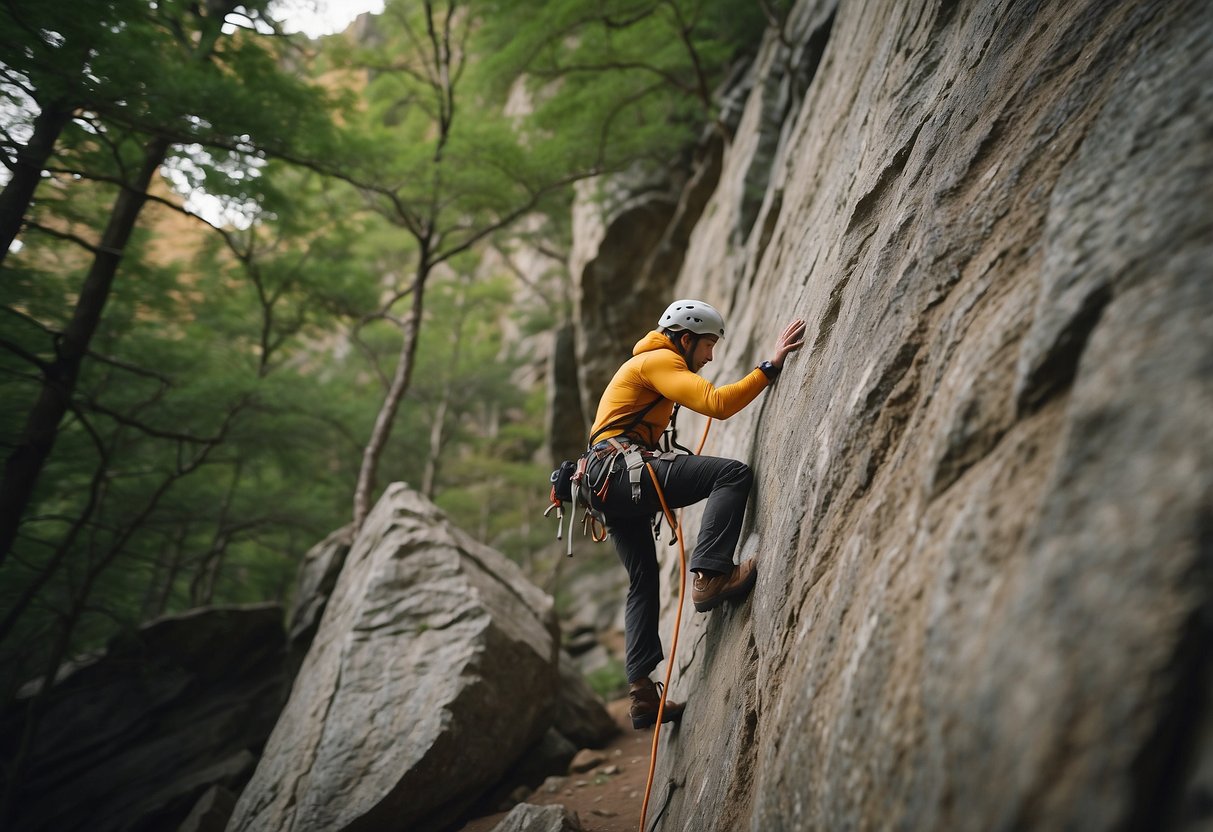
{"left": 658, "top": 299, "right": 725, "bottom": 338}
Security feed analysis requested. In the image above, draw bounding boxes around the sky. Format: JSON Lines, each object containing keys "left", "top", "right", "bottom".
{"left": 270, "top": 0, "right": 384, "bottom": 38}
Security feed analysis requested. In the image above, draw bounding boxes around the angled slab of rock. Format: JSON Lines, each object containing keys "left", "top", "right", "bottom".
{"left": 226, "top": 483, "right": 559, "bottom": 832}
{"left": 491, "top": 803, "right": 583, "bottom": 832}
{"left": 286, "top": 524, "right": 352, "bottom": 653}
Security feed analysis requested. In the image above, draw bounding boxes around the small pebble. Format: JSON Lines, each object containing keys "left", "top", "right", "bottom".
{"left": 599, "top": 765, "right": 620, "bottom": 775}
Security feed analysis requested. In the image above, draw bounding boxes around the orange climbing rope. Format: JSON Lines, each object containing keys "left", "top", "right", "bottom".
{"left": 638, "top": 418, "right": 712, "bottom": 832}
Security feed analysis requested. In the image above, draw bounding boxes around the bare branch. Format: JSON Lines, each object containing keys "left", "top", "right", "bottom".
{"left": 80, "top": 397, "right": 229, "bottom": 445}
{"left": 22, "top": 221, "right": 104, "bottom": 254}
{"left": 0, "top": 365, "right": 41, "bottom": 385}
{"left": 389, "top": 2, "right": 442, "bottom": 89}
{"left": 349, "top": 327, "right": 394, "bottom": 390}
{"left": 0, "top": 337, "right": 50, "bottom": 372}
{"left": 243, "top": 401, "right": 365, "bottom": 456}
{"left": 533, "top": 242, "right": 570, "bottom": 264}
{"left": 1, "top": 306, "right": 57, "bottom": 337}
{"left": 601, "top": 4, "right": 662, "bottom": 29}
{"left": 86, "top": 350, "right": 174, "bottom": 388}
{"left": 660, "top": 0, "right": 712, "bottom": 108}
{"left": 596, "top": 81, "right": 665, "bottom": 168}
{"left": 529, "top": 60, "right": 696, "bottom": 95}
{"left": 493, "top": 244, "right": 560, "bottom": 317}
{"left": 452, "top": 3, "right": 472, "bottom": 86}
{"left": 0, "top": 403, "right": 109, "bottom": 646}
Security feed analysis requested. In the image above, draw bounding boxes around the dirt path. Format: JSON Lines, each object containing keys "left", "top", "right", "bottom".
{"left": 457, "top": 698, "right": 662, "bottom": 832}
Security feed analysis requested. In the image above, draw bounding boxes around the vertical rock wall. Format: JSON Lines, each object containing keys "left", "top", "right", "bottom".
{"left": 571, "top": 0, "right": 1212, "bottom": 828}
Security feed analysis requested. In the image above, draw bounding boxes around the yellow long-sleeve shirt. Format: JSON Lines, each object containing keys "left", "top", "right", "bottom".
{"left": 589, "top": 330, "right": 769, "bottom": 448}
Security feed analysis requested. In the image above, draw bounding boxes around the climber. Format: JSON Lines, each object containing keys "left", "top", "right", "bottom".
{"left": 584, "top": 299, "right": 805, "bottom": 729}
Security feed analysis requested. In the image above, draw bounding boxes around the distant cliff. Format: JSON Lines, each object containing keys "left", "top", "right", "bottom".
{"left": 565, "top": 0, "right": 1213, "bottom": 828}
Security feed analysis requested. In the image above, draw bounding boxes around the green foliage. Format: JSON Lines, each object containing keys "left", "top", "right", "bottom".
{"left": 585, "top": 656, "right": 628, "bottom": 700}
{"left": 476, "top": 0, "right": 776, "bottom": 175}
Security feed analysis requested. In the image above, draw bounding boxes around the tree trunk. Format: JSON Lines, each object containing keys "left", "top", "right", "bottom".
{"left": 143, "top": 525, "right": 187, "bottom": 620}
{"left": 353, "top": 262, "right": 430, "bottom": 529}
{"left": 191, "top": 462, "right": 240, "bottom": 606}
{"left": 0, "top": 136, "right": 170, "bottom": 564}
{"left": 0, "top": 99, "right": 74, "bottom": 269}
{"left": 420, "top": 395, "right": 449, "bottom": 501}
{"left": 0, "top": 454, "right": 107, "bottom": 646}
{"left": 420, "top": 281, "right": 467, "bottom": 500}
{"left": 476, "top": 401, "right": 500, "bottom": 542}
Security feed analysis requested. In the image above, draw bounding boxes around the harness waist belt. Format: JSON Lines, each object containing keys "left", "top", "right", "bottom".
{"left": 590, "top": 436, "right": 651, "bottom": 459}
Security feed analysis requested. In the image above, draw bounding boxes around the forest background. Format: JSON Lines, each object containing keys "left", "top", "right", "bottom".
{"left": 0, "top": 0, "right": 789, "bottom": 779}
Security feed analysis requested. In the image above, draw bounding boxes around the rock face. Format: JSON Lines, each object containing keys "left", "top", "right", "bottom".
{"left": 566, "top": 0, "right": 1213, "bottom": 829}
{"left": 225, "top": 484, "right": 562, "bottom": 832}
{"left": 0, "top": 605, "right": 289, "bottom": 832}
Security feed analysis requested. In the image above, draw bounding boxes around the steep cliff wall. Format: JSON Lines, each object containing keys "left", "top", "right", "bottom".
{"left": 570, "top": 0, "right": 1213, "bottom": 828}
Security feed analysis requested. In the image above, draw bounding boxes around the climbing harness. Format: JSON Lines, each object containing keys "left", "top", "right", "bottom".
{"left": 544, "top": 394, "right": 668, "bottom": 556}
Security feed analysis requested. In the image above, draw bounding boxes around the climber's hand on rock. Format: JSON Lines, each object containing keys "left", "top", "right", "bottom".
{"left": 771, "top": 319, "right": 807, "bottom": 368}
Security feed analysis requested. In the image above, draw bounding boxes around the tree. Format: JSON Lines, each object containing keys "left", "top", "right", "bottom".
{"left": 0, "top": 0, "right": 343, "bottom": 561}
{"left": 324, "top": 0, "right": 587, "bottom": 528}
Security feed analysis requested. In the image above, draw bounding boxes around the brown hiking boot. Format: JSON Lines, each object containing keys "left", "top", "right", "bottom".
{"left": 692, "top": 559, "right": 758, "bottom": 613}
{"left": 628, "top": 678, "right": 684, "bottom": 730}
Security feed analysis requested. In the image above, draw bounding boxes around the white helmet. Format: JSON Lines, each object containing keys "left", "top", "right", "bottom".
{"left": 658, "top": 299, "right": 725, "bottom": 338}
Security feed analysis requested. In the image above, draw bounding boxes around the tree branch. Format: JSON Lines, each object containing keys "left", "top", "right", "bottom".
{"left": 661, "top": 0, "right": 712, "bottom": 109}
{"left": 21, "top": 221, "right": 103, "bottom": 254}
{"left": 0, "top": 337, "right": 50, "bottom": 372}
{"left": 493, "top": 243, "right": 560, "bottom": 317}
{"left": 529, "top": 59, "right": 696, "bottom": 95}
{"left": 84, "top": 351, "right": 174, "bottom": 387}
{"left": 79, "top": 397, "right": 230, "bottom": 445}
{"left": 0, "top": 403, "right": 109, "bottom": 646}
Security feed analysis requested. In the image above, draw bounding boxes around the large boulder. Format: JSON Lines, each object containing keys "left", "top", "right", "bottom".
{"left": 226, "top": 484, "right": 561, "bottom": 832}
{"left": 568, "top": 0, "right": 1213, "bottom": 829}
{"left": 1, "top": 604, "right": 289, "bottom": 832}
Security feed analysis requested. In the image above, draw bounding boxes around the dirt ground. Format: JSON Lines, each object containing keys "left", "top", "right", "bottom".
{"left": 456, "top": 698, "right": 666, "bottom": 832}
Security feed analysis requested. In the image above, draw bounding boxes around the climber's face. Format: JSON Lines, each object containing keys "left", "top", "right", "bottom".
{"left": 684, "top": 334, "right": 718, "bottom": 373}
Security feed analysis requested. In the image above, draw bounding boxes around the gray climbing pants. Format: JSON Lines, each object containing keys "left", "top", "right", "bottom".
{"left": 586, "top": 452, "right": 752, "bottom": 682}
